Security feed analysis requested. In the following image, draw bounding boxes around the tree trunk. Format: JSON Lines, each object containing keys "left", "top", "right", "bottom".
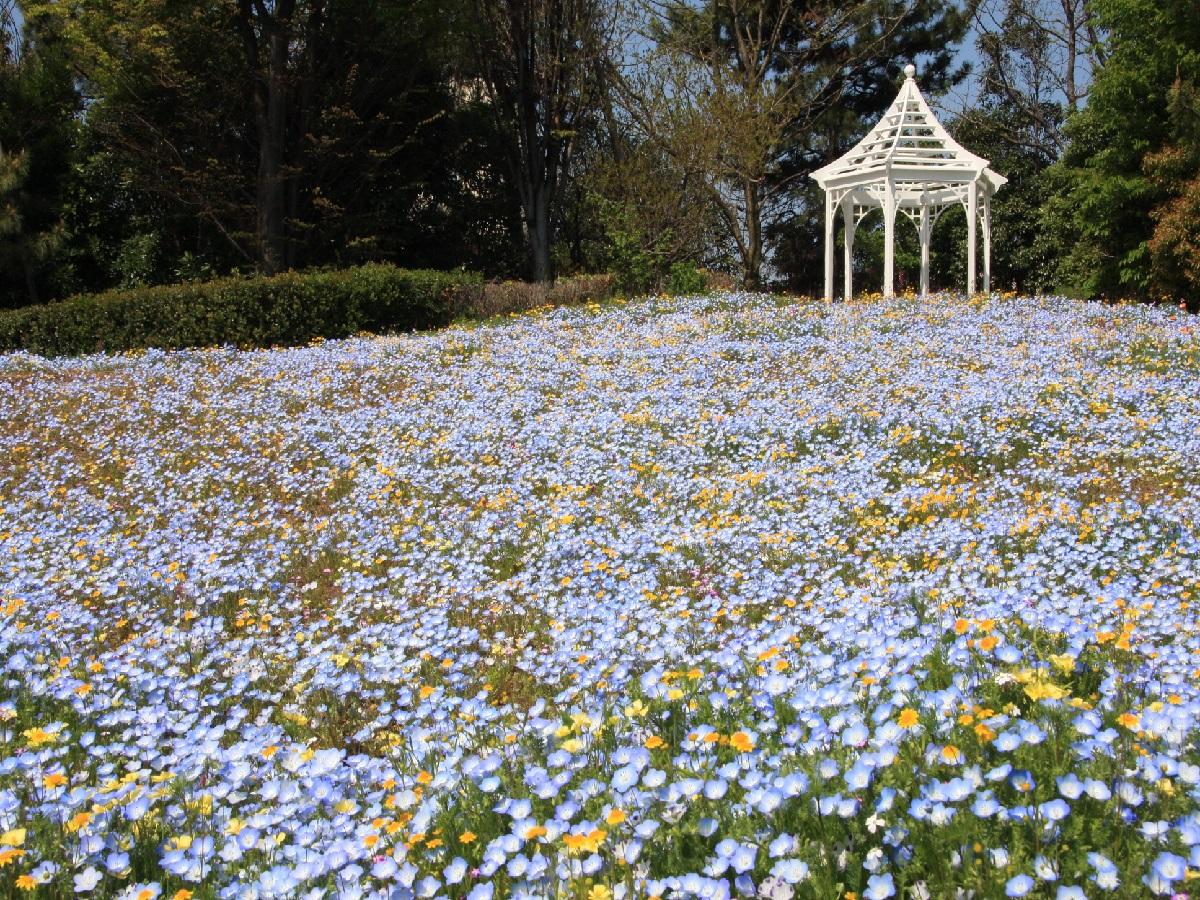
{"left": 257, "top": 21, "right": 290, "bottom": 275}
{"left": 1062, "top": 0, "right": 1079, "bottom": 110}
{"left": 23, "top": 258, "right": 39, "bottom": 306}
{"left": 743, "top": 178, "right": 762, "bottom": 290}
{"left": 527, "top": 183, "right": 554, "bottom": 283}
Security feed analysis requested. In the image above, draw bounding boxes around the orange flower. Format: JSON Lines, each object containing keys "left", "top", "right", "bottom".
{"left": 605, "top": 808, "right": 626, "bottom": 826}
{"left": 42, "top": 773, "right": 67, "bottom": 790}
{"left": 1118, "top": 712, "right": 1140, "bottom": 730}
{"left": 0, "top": 848, "right": 24, "bottom": 868}
{"left": 941, "top": 744, "right": 963, "bottom": 764}
{"left": 978, "top": 635, "right": 999, "bottom": 651}
{"left": 15, "top": 874, "right": 37, "bottom": 891}
{"left": 459, "top": 830, "right": 477, "bottom": 844}
{"left": 729, "top": 731, "right": 755, "bottom": 753}
{"left": 897, "top": 708, "right": 920, "bottom": 729}
{"left": 173, "top": 891, "right": 195, "bottom": 900}
{"left": 645, "top": 735, "right": 665, "bottom": 750}
{"left": 953, "top": 618, "right": 970, "bottom": 635}
{"left": 523, "top": 825, "right": 548, "bottom": 840}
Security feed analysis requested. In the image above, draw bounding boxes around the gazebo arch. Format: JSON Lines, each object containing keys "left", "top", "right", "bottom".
{"left": 810, "top": 64, "right": 1006, "bottom": 300}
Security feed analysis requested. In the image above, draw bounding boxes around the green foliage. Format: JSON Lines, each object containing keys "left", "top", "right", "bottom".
{"left": 0, "top": 265, "right": 480, "bottom": 357}
{"left": 666, "top": 261, "right": 708, "bottom": 296}
{"left": 1048, "top": 0, "right": 1200, "bottom": 299}
{"left": 601, "top": 202, "right": 662, "bottom": 296}
{"left": 0, "top": 5, "right": 80, "bottom": 307}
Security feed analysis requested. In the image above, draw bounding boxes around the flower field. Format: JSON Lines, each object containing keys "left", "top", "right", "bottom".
{"left": 2, "top": 292, "right": 1200, "bottom": 899}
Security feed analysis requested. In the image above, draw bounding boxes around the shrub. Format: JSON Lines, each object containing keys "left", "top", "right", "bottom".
{"left": 666, "top": 262, "right": 708, "bottom": 296}
{"left": 0, "top": 264, "right": 481, "bottom": 357}
{"left": 452, "top": 274, "right": 616, "bottom": 319}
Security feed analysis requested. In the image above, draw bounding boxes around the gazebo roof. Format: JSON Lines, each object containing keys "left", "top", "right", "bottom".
{"left": 811, "top": 65, "right": 1006, "bottom": 205}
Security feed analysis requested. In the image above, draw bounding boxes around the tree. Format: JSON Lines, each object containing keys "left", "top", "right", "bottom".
{"left": 0, "top": 1, "right": 79, "bottom": 307}
{"left": 621, "top": 0, "right": 972, "bottom": 289}
{"left": 970, "top": 0, "right": 1105, "bottom": 153}
{"left": 28, "top": 0, "right": 518, "bottom": 281}
{"left": 467, "top": 0, "right": 615, "bottom": 282}
{"left": 1046, "top": 0, "right": 1199, "bottom": 299}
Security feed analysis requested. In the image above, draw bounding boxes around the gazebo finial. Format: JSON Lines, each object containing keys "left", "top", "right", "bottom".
{"left": 810, "top": 66, "right": 1006, "bottom": 300}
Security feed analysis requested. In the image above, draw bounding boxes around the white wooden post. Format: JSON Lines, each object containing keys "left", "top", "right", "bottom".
{"left": 966, "top": 180, "right": 977, "bottom": 295}
{"left": 919, "top": 203, "right": 931, "bottom": 299}
{"left": 823, "top": 190, "right": 835, "bottom": 301}
{"left": 842, "top": 196, "right": 855, "bottom": 300}
{"left": 982, "top": 191, "right": 992, "bottom": 295}
{"left": 883, "top": 182, "right": 896, "bottom": 298}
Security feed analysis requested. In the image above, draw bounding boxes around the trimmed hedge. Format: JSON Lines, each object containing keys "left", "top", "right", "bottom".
{"left": 0, "top": 264, "right": 481, "bottom": 357}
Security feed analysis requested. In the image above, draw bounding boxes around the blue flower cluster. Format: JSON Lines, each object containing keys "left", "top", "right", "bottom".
{"left": 1, "top": 292, "right": 1199, "bottom": 898}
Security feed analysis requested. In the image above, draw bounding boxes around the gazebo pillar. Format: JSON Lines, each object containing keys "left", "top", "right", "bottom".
{"left": 842, "top": 196, "right": 855, "bottom": 300}
{"left": 882, "top": 182, "right": 896, "bottom": 298}
{"left": 982, "top": 192, "right": 992, "bottom": 294}
{"left": 966, "top": 180, "right": 978, "bottom": 295}
{"left": 919, "top": 203, "right": 931, "bottom": 299}
{"left": 823, "top": 190, "right": 835, "bottom": 301}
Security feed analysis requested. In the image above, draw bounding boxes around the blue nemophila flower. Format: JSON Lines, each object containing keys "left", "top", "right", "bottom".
{"left": 1038, "top": 799, "right": 1070, "bottom": 822}
{"left": 863, "top": 872, "right": 895, "bottom": 899}
{"left": 770, "top": 858, "right": 810, "bottom": 884}
{"left": 1005, "top": 874, "right": 1035, "bottom": 897}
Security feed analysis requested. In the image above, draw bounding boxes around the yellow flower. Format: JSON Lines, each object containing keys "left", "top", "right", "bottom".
{"left": 645, "top": 735, "right": 665, "bottom": 750}
{"left": 1049, "top": 653, "right": 1076, "bottom": 673}
{"left": 729, "top": 731, "right": 755, "bottom": 753}
{"left": 1118, "top": 712, "right": 1140, "bottom": 730}
{"left": 173, "top": 891, "right": 195, "bottom": 900}
{"left": 605, "top": 808, "right": 626, "bottom": 826}
{"left": 15, "top": 874, "right": 37, "bottom": 890}
{"left": 22, "top": 727, "right": 55, "bottom": 748}
{"left": 941, "top": 744, "right": 963, "bottom": 764}
{"left": 459, "top": 831, "right": 477, "bottom": 844}
{"left": 562, "top": 738, "right": 583, "bottom": 753}
{"left": 42, "top": 772, "right": 67, "bottom": 790}
{"left": 588, "top": 886, "right": 613, "bottom": 900}
{"left": 0, "top": 848, "right": 24, "bottom": 868}
{"left": 523, "top": 825, "right": 548, "bottom": 840}
{"left": 0, "top": 829, "right": 26, "bottom": 847}
{"left": 624, "top": 700, "right": 649, "bottom": 718}
{"left": 67, "top": 812, "right": 93, "bottom": 833}
{"left": 897, "top": 708, "right": 920, "bottom": 729}
{"left": 1023, "top": 679, "right": 1069, "bottom": 702}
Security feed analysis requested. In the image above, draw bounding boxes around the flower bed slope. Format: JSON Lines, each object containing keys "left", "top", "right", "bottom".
{"left": 1, "top": 293, "right": 1199, "bottom": 898}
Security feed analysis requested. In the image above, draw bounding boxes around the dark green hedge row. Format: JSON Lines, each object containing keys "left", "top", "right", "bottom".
{"left": 0, "top": 264, "right": 481, "bottom": 357}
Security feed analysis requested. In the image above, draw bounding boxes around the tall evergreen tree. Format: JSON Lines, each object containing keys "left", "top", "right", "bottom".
{"left": 0, "top": 1, "right": 79, "bottom": 307}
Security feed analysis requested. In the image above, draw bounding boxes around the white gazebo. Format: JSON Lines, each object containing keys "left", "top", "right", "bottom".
{"left": 811, "top": 64, "right": 1006, "bottom": 300}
